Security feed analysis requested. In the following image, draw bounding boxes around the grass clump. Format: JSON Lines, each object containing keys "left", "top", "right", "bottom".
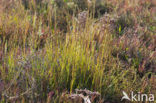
{"left": 0, "top": 0, "right": 155, "bottom": 103}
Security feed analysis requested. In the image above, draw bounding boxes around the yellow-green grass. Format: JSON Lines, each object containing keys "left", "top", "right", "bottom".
{"left": 0, "top": 0, "right": 155, "bottom": 103}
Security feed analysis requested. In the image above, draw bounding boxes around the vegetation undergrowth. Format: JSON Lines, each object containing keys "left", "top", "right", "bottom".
{"left": 0, "top": 0, "right": 155, "bottom": 103}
